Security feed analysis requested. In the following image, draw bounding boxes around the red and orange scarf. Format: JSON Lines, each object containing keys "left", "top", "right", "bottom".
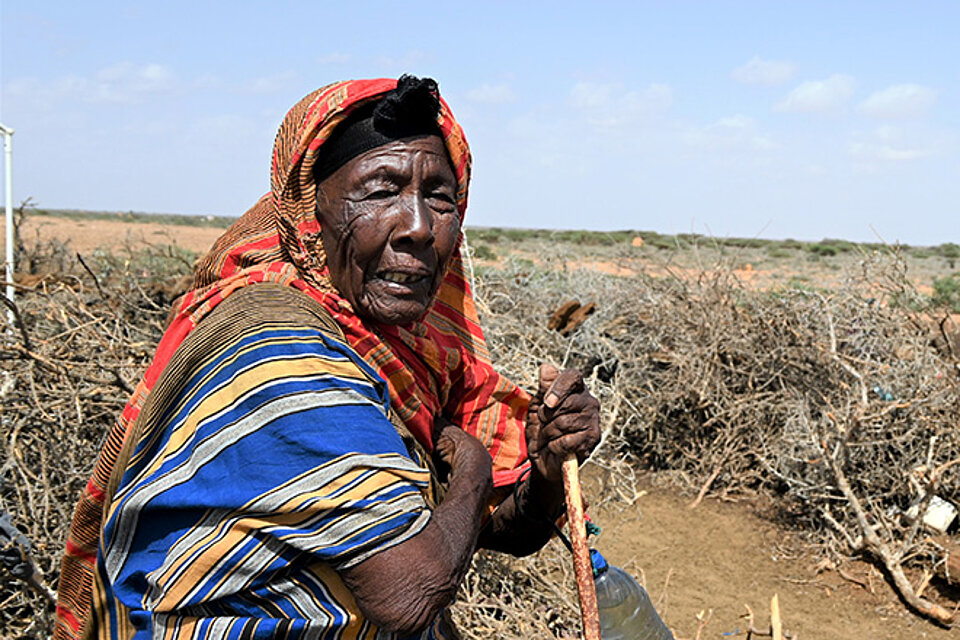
{"left": 55, "top": 78, "right": 530, "bottom": 640}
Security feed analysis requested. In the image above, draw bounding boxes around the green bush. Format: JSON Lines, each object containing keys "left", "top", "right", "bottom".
{"left": 467, "top": 227, "right": 550, "bottom": 243}
{"left": 931, "top": 273, "right": 960, "bottom": 312}
{"left": 719, "top": 237, "right": 769, "bottom": 249}
{"left": 545, "top": 229, "right": 638, "bottom": 246}
{"left": 33, "top": 208, "right": 237, "bottom": 229}
{"left": 807, "top": 243, "right": 839, "bottom": 257}
{"left": 936, "top": 242, "right": 960, "bottom": 269}
{"left": 468, "top": 227, "right": 503, "bottom": 243}
{"left": 472, "top": 243, "right": 498, "bottom": 261}
{"left": 502, "top": 228, "right": 535, "bottom": 242}
{"left": 646, "top": 234, "right": 678, "bottom": 250}
{"left": 766, "top": 245, "right": 791, "bottom": 258}
{"left": 819, "top": 238, "right": 855, "bottom": 253}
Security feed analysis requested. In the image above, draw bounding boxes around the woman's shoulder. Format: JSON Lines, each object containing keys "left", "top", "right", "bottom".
{"left": 179, "top": 282, "right": 385, "bottom": 398}
{"left": 204, "top": 282, "right": 344, "bottom": 341}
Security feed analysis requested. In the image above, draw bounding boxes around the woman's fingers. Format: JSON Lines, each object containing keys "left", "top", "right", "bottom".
{"left": 536, "top": 411, "right": 597, "bottom": 443}
{"left": 538, "top": 413, "right": 599, "bottom": 451}
{"left": 537, "top": 363, "right": 561, "bottom": 398}
{"left": 530, "top": 393, "right": 600, "bottom": 463}
{"left": 539, "top": 391, "right": 598, "bottom": 421}
{"left": 543, "top": 367, "right": 586, "bottom": 410}
{"left": 527, "top": 363, "right": 601, "bottom": 478}
{"left": 548, "top": 433, "right": 599, "bottom": 464}
{"left": 433, "top": 423, "right": 492, "bottom": 479}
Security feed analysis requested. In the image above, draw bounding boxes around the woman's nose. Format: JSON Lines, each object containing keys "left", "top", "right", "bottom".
{"left": 392, "top": 192, "right": 434, "bottom": 248}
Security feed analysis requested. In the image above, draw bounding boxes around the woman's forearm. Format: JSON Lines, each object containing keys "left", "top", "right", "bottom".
{"left": 339, "top": 458, "right": 491, "bottom": 635}
{"left": 478, "top": 469, "right": 566, "bottom": 556}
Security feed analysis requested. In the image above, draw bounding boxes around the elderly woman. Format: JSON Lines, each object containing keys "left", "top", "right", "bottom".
{"left": 55, "top": 76, "right": 600, "bottom": 640}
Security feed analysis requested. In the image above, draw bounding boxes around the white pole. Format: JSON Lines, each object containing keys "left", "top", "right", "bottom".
{"left": 1, "top": 123, "right": 14, "bottom": 326}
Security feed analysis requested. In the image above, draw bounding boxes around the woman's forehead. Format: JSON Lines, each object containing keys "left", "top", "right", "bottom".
{"left": 331, "top": 136, "right": 455, "bottom": 181}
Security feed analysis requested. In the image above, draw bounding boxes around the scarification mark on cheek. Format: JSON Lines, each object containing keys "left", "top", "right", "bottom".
{"left": 340, "top": 203, "right": 378, "bottom": 235}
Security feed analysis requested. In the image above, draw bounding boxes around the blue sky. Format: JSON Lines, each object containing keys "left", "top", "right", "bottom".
{"left": 1, "top": 1, "right": 958, "bottom": 244}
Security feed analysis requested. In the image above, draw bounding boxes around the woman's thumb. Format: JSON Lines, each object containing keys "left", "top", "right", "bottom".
{"left": 538, "top": 363, "right": 560, "bottom": 404}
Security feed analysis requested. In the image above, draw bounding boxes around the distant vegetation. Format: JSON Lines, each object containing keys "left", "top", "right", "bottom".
{"left": 22, "top": 209, "right": 957, "bottom": 259}
{"left": 19, "top": 209, "right": 960, "bottom": 309}
{"left": 931, "top": 272, "right": 960, "bottom": 312}
{"left": 463, "top": 224, "right": 958, "bottom": 259}
{"left": 28, "top": 207, "right": 237, "bottom": 229}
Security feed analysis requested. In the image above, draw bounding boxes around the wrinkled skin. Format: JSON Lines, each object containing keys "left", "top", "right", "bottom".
{"left": 478, "top": 364, "right": 601, "bottom": 556}
{"left": 320, "top": 135, "right": 600, "bottom": 634}
{"left": 339, "top": 365, "right": 600, "bottom": 634}
{"left": 316, "top": 135, "right": 461, "bottom": 325}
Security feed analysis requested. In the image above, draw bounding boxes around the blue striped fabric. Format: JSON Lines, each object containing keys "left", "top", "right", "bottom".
{"left": 91, "top": 320, "right": 448, "bottom": 639}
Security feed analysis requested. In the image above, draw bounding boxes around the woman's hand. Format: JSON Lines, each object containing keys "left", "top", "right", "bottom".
{"left": 479, "top": 365, "right": 600, "bottom": 556}
{"left": 433, "top": 419, "right": 493, "bottom": 486}
{"left": 525, "top": 364, "right": 601, "bottom": 483}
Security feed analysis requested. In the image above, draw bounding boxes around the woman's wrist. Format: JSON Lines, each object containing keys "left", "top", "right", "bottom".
{"left": 516, "top": 467, "right": 565, "bottom": 524}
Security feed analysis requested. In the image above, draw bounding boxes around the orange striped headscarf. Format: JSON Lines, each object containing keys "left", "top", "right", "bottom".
{"left": 55, "top": 78, "right": 530, "bottom": 640}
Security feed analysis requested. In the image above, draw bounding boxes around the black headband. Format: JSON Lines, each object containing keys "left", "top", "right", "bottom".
{"left": 313, "top": 75, "right": 443, "bottom": 184}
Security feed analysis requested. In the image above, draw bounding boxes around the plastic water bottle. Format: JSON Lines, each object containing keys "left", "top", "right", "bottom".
{"left": 591, "top": 549, "right": 673, "bottom": 640}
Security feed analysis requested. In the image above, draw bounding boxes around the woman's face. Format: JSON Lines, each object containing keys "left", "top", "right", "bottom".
{"left": 316, "top": 135, "right": 461, "bottom": 325}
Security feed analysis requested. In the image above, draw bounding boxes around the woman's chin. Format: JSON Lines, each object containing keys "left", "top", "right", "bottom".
{"left": 357, "top": 296, "right": 431, "bottom": 325}
{"left": 355, "top": 279, "right": 436, "bottom": 324}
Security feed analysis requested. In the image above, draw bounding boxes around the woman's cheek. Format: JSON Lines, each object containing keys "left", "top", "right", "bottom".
{"left": 437, "top": 214, "right": 462, "bottom": 253}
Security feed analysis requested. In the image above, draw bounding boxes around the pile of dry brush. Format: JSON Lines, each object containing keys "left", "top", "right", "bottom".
{"left": 471, "top": 243, "right": 960, "bottom": 629}
{"left": 0, "top": 241, "right": 191, "bottom": 638}
{"left": 2, "top": 234, "right": 959, "bottom": 639}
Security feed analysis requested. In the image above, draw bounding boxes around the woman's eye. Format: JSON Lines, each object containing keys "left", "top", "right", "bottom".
{"left": 364, "top": 189, "right": 397, "bottom": 200}
{"left": 428, "top": 191, "right": 456, "bottom": 205}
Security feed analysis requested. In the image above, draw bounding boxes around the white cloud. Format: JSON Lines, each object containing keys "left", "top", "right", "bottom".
{"left": 731, "top": 57, "right": 797, "bottom": 86}
{"left": 848, "top": 142, "right": 931, "bottom": 162}
{"left": 858, "top": 84, "right": 938, "bottom": 119}
{"left": 6, "top": 62, "right": 179, "bottom": 106}
{"left": 684, "top": 114, "right": 779, "bottom": 152}
{"left": 90, "top": 62, "right": 177, "bottom": 103}
{"left": 465, "top": 83, "right": 516, "bottom": 105}
{"left": 243, "top": 70, "right": 300, "bottom": 94}
{"left": 570, "top": 82, "right": 673, "bottom": 128}
{"left": 775, "top": 74, "right": 856, "bottom": 114}
{"left": 848, "top": 124, "right": 936, "bottom": 164}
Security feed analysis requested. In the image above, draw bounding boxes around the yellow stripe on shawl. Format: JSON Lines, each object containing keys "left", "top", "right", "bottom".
{"left": 304, "top": 562, "right": 367, "bottom": 640}
{"left": 120, "top": 356, "right": 374, "bottom": 495}
{"left": 149, "top": 460, "right": 429, "bottom": 608}
{"left": 127, "top": 333, "right": 362, "bottom": 470}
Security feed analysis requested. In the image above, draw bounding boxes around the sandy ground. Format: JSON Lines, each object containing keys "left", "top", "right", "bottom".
{"left": 11, "top": 214, "right": 227, "bottom": 257}
{"left": 586, "top": 471, "right": 957, "bottom": 639}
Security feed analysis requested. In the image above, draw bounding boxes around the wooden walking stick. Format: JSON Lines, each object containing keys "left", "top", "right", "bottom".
{"left": 563, "top": 454, "right": 601, "bottom": 640}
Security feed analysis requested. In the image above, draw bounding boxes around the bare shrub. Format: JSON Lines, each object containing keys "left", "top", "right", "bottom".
{"left": 472, "top": 243, "right": 960, "bottom": 627}
{"left": 1, "top": 247, "right": 185, "bottom": 638}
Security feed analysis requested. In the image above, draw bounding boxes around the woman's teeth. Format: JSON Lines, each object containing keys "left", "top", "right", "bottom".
{"left": 380, "top": 272, "right": 422, "bottom": 284}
